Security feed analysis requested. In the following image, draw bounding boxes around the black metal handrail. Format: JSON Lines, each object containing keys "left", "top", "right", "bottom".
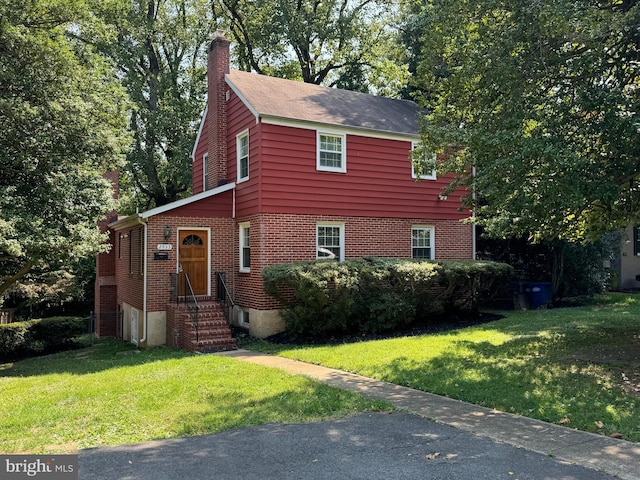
{"left": 216, "top": 271, "right": 234, "bottom": 323}
{"left": 181, "top": 272, "right": 200, "bottom": 343}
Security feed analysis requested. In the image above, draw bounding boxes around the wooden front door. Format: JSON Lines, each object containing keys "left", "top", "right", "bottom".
{"left": 178, "top": 230, "right": 208, "bottom": 296}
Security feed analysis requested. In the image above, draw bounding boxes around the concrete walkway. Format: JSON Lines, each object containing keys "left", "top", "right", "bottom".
{"left": 217, "top": 349, "right": 640, "bottom": 480}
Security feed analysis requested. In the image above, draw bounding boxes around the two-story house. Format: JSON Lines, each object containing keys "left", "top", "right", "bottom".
{"left": 94, "top": 32, "right": 474, "bottom": 352}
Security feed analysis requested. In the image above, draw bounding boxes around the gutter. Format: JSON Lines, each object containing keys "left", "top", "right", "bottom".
{"left": 138, "top": 218, "right": 148, "bottom": 345}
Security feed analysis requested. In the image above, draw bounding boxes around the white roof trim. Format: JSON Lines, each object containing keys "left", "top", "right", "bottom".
{"left": 225, "top": 75, "right": 260, "bottom": 122}
{"left": 140, "top": 182, "right": 235, "bottom": 218}
{"left": 261, "top": 115, "right": 419, "bottom": 142}
{"left": 110, "top": 182, "right": 236, "bottom": 229}
{"left": 191, "top": 103, "right": 208, "bottom": 160}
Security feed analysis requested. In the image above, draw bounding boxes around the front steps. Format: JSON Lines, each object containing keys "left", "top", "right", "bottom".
{"left": 168, "top": 300, "right": 236, "bottom": 352}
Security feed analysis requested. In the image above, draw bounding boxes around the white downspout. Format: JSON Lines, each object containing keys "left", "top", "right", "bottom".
{"left": 138, "top": 219, "right": 148, "bottom": 345}
{"left": 472, "top": 165, "right": 477, "bottom": 260}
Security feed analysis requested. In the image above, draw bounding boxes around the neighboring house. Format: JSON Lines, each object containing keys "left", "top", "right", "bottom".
{"left": 94, "top": 32, "right": 475, "bottom": 352}
{"left": 615, "top": 225, "right": 640, "bottom": 290}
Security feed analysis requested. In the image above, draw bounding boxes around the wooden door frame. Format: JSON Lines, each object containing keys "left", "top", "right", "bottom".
{"left": 176, "top": 227, "right": 211, "bottom": 296}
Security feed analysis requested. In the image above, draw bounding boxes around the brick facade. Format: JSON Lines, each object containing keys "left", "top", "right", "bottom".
{"left": 233, "top": 213, "right": 473, "bottom": 311}
{"left": 206, "top": 32, "right": 230, "bottom": 188}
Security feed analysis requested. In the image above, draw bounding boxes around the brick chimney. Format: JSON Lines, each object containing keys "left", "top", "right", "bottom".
{"left": 207, "top": 30, "right": 231, "bottom": 187}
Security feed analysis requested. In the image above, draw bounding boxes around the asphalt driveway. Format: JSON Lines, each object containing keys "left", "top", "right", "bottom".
{"left": 79, "top": 412, "right": 618, "bottom": 480}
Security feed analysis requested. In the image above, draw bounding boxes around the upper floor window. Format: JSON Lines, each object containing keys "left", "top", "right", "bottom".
{"left": 239, "top": 222, "right": 250, "bottom": 272}
{"left": 411, "top": 142, "right": 437, "bottom": 180}
{"left": 317, "top": 223, "right": 344, "bottom": 261}
{"left": 317, "top": 132, "right": 346, "bottom": 172}
{"left": 412, "top": 226, "right": 434, "bottom": 259}
{"left": 237, "top": 131, "right": 249, "bottom": 182}
{"left": 203, "top": 153, "right": 209, "bottom": 191}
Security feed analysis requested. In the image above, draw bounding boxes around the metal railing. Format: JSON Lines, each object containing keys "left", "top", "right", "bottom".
{"left": 216, "top": 271, "right": 234, "bottom": 323}
{"left": 180, "top": 272, "right": 200, "bottom": 343}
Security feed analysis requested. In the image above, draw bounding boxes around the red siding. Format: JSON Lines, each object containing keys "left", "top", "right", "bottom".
{"left": 192, "top": 117, "right": 208, "bottom": 194}
{"left": 169, "top": 190, "right": 233, "bottom": 217}
{"left": 227, "top": 91, "right": 260, "bottom": 216}
{"left": 254, "top": 123, "right": 468, "bottom": 220}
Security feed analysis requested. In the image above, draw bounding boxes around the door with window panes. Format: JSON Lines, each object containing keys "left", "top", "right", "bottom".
{"left": 178, "top": 230, "right": 208, "bottom": 296}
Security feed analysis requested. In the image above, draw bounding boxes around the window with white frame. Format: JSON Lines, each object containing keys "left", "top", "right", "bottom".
{"left": 203, "top": 153, "right": 209, "bottom": 191}
{"left": 239, "top": 222, "right": 250, "bottom": 272}
{"left": 239, "top": 309, "right": 250, "bottom": 326}
{"left": 411, "top": 142, "right": 437, "bottom": 180}
{"left": 317, "top": 223, "right": 344, "bottom": 261}
{"left": 412, "top": 226, "right": 434, "bottom": 259}
{"left": 237, "top": 131, "right": 249, "bottom": 181}
{"left": 317, "top": 132, "right": 346, "bottom": 172}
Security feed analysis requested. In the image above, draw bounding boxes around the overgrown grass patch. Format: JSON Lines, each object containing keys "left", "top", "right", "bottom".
{"left": 0, "top": 339, "right": 390, "bottom": 454}
{"left": 244, "top": 294, "right": 640, "bottom": 442}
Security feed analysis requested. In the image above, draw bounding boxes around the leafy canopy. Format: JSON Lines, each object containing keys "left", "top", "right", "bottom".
{"left": 213, "top": 0, "right": 409, "bottom": 95}
{"left": 0, "top": 0, "right": 130, "bottom": 297}
{"left": 89, "top": 0, "right": 215, "bottom": 210}
{"left": 407, "top": 0, "right": 640, "bottom": 242}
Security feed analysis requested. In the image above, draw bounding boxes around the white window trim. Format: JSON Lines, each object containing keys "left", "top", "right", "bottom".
{"left": 237, "top": 130, "right": 249, "bottom": 182}
{"left": 411, "top": 142, "right": 437, "bottom": 180}
{"left": 411, "top": 225, "right": 435, "bottom": 260}
{"left": 239, "top": 308, "right": 250, "bottom": 327}
{"left": 317, "top": 131, "right": 347, "bottom": 173}
{"left": 239, "top": 222, "right": 250, "bottom": 272}
{"left": 202, "top": 152, "right": 209, "bottom": 191}
{"left": 316, "top": 222, "right": 345, "bottom": 262}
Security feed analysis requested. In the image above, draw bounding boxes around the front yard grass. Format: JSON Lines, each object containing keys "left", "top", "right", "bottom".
{"left": 242, "top": 293, "right": 640, "bottom": 443}
{"left": 0, "top": 340, "right": 390, "bottom": 454}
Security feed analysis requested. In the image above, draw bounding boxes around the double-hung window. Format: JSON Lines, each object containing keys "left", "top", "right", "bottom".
{"left": 239, "top": 223, "right": 250, "bottom": 272}
{"left": 412, "top": 226, "right": 435, "bottom": 259}
{"left": 317, "top": 223, "right": 344, "bottom": 261}
{"left": 237, "top": 131, "right": 249, "bottom": 182}
{"left": 317, "top": 132, "right": 346, "bottom": 172}
{"left": 411, "top": 142, "right": 437, "bottom": 180}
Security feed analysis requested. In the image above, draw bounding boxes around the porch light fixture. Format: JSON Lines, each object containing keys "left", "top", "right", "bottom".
{"left": 163, "top": 225, "right": 172, "bottom": 241}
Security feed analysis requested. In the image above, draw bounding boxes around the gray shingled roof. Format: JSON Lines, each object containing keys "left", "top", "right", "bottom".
{"left": 226, "top": 70, "right": 420, "bottom": 137}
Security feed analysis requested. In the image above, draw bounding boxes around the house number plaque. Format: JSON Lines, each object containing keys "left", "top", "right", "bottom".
{"left": 157, "top": 244, "right": 173, "bottom": 251}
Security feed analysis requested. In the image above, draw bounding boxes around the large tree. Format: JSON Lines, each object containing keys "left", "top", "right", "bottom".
{"left": 406, "top": 0, "right": 640, "bottom": 242}
{"left": 91, "top": 0, "right": 215, "bottom": 210}
{"left": 213, "top": 0, "right": 408, "bottom": 95}
{"left": 0, "top": 0, "right": 130, "bottom": 298}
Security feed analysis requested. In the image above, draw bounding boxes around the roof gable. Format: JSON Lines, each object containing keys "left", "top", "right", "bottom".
{"left": 226, "top": 70, "right": 420, "bottom": 137}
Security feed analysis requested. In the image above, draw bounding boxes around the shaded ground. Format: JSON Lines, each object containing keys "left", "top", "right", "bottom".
{"left": 237, "top": 303, "right": 640, "bottom": 398}
{"left": 569, "top": 336, "right": 640, "bottom": 397}
{"left": 255, "top": 311, "right": 504, "bottom": 346}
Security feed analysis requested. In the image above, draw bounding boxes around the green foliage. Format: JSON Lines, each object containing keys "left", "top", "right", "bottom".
{"left": 263, "top": 258, "right": 514, "bottom": 336}
{"left": 255, "top": 294, "right": 640, "bottom": 442}
{"left": 88, "top": 0, "right": 214, "bottom": 210}
{"left": 0, "top": 0, "right": 130, "bottom": 297}
{"left": 0, "top": 320, "right": 33, "bottom": 359}
{"left": 0, "top": 339, "right": 390, "bottom": 453}
{"left": 213, "top": 0, "right": 409, "bottom": 94}
{"left": 0, "top": 317, "right": 86, "bottom": 360}
{"left": 404, "top": 0, "right": 640, "bottom": 242}
{"left": 26, "top": 316, "right": 86, "bottom": 352}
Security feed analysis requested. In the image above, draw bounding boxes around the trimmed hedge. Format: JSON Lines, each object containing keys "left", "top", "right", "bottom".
{"left": 263, "top": 258, "right": 514, "bottom": 337}
{"left": 0, "top": 316, "right": 87, "bottom": 360}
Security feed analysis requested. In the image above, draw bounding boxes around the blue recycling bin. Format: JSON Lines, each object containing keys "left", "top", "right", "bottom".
{"left": 527, "top": 282, "right": 552, "bottom": 309}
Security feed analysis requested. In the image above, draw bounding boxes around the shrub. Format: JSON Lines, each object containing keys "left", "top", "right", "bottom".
{"left": 27, "top": 316, "right": 86, "bottom": 352}
{"left": 263, "top": 258, "right": 514, "bottom": 337}
{"left": 0, "top": 316, "right": 86, "bottom": 360}
{"left": 0, "top": 320, "right": 35, "bottom": 359}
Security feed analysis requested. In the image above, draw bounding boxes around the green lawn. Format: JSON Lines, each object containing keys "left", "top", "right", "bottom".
{"left": 242, "top": 293, "right": 640, "bottom": 443}
{"left": 0, "top": 340, "right": 390, "bottom": 454}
